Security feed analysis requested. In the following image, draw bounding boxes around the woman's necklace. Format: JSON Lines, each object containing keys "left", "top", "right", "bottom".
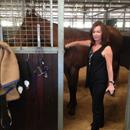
{"left": 92, "top": 44, "right": 102, "bottom": 53}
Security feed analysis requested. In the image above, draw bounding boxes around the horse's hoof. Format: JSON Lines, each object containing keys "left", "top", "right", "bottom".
{"left": 67, "top": 103, "right": 71, "bottom": 108}
{"left": 68, "top": 107, "right": 76, "bottom": 115}
{"left": 67, "top": 102, "right": 77, "bottom": 108}
{"left": 67, "top": 102, "right": 77, "bottom": 115}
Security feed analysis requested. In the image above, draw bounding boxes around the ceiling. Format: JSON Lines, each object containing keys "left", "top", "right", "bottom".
{"left": 0, "top": 0, "right": 129, "bottom": 31}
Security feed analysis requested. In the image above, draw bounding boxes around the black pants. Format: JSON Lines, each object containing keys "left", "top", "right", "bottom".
{"left": 89, "top": 83, "right": 107, "bottom": 129}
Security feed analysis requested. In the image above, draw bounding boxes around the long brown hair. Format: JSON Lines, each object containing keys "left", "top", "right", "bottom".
{"left": 90, "top": 21, "right": 109, "bottom": 46}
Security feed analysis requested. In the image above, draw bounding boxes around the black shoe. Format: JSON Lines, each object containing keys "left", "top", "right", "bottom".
{"left": 99, "top": 123, "right": 104, "bottom": 128}
{"left": 91, "top": 125, "right": 99, "bottom": 130}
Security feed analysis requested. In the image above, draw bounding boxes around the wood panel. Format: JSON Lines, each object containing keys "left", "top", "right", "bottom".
{"left": 0, "top": 54, "right": 58, "bottom": 130}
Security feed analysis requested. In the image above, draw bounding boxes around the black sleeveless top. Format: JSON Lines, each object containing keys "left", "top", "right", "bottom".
{"left": 87, "top": 45, "right": 108, "bottom": 86}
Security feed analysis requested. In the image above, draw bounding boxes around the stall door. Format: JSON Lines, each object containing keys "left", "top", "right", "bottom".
{"left": 0, "top": 0, "right": 64, "bottom": 130}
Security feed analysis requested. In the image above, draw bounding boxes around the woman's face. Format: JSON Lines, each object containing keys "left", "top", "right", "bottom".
{"left": 92, "top": 25, "right": 102, "bottom": 43}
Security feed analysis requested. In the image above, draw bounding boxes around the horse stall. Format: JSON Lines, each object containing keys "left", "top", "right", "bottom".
{"left": 0, "top": 0, "right": 64, "bottom": 130}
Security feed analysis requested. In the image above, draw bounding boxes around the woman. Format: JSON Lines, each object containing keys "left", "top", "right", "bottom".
{"left": 65, "top": 21, "right": 115, "bottom": 130}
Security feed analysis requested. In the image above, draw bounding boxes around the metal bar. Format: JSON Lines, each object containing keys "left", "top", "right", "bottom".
{"left": 58, "top": 0, "right": 64, "bottom": 129}
{"left": 123, "top": 8, "right": 126, "bottom": 31}
{"left": 37, "top": 24, "right": 41, "bottom": 47}
{"left": 0, "top": 25, "right": 3, "bottom": 41}
{"left": 50, "top": 0, "right": 54, "bottom": 47}
{"left": 12, "top": 47, "right": 58, "bottom": 54}
{"left": 38, "top": 1, "right": 130, "bottom": 5}
{"left": 86, "top": 4, "right": 130, "bottom": 18}
{"left": 125, "top": 70, "right": 130, "bottom": 130}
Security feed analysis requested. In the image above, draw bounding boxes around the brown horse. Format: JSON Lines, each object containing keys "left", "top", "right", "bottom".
{"left": 8, "top": 9, "right": 123, "bottom": 115}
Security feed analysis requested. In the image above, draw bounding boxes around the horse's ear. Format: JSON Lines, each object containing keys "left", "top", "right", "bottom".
{"left": 31, "top": 8, "right": 37, "bottom": 18}
{"left": 26, "top": 10, "right": 29, "bottom": 15}
{"left": 32, "top": 9, "right": 36, "bottom": 15}
{"left": 26, "top": 9, "right": 31, "bottom": 16}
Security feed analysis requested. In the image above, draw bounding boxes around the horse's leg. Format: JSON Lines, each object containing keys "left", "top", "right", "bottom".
{"left": 0, "top": 95, "right": 12, "bottom": 129}
{"left": 113, "top": 58, "right": 120, "bottom": 83}
{"left": 65, "top": 66, "right": 79, "bottom": 115}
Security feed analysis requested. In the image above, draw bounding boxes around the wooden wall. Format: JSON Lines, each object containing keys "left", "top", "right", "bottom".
{"left": 0, "top": 54, "right": 58, "bottom": 130}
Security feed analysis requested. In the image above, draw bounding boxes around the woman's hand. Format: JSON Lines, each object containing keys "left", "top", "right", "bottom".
{"left": 65, "top": 43, "right": 71, "bottom": 48}
{"left": 106, "top": 84, "right": 115, "bottom": 96}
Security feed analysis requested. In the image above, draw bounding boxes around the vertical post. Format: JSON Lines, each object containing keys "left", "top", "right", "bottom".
{"left": 50, "top": 0, "right": 53, "bottom": 47}
{"left": 125, "top": 70, "right": 130, "bottom": 130}
{"left": 37, "top": 24, "right": 41, "bottom": 47}
{"left": 123, "top": 8, "right": 126, "bottom": 31}
{"left": 71, "top": 8, "right": 74, "bottom": 27}
{"left": 58, "top": 0, "right": 64, "bottom": 129}
{"left": 92, "top": 4, "right": 94, "bottom": 24}
{"left": 0, "top": 25, "right": 3, "bottom": 41}
{"left": 104, "top": 7, "right": 109, "bottom": 24}
{"left": 83, "top": 5, "right": 86, "bottom": 28}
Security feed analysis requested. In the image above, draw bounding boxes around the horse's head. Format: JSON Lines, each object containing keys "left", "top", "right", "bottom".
{"left": 8, "top": 9, "right": 51, "bottom": 46}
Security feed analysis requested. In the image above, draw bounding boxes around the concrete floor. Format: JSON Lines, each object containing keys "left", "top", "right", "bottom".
{"left": 64, "top": 66, "right": 129, "bottom": 130}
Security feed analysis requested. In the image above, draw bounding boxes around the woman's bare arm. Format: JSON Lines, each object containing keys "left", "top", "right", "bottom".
{"left": 65, "top": 40, "right": 91, "bottom": 48}
{"left": 103, "top": 46, "right": 115, "bottom": 95}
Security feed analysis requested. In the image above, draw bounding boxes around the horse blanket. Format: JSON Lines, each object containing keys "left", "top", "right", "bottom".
{"left": 0, "top": 41, "right": 20, "bottom": 101}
